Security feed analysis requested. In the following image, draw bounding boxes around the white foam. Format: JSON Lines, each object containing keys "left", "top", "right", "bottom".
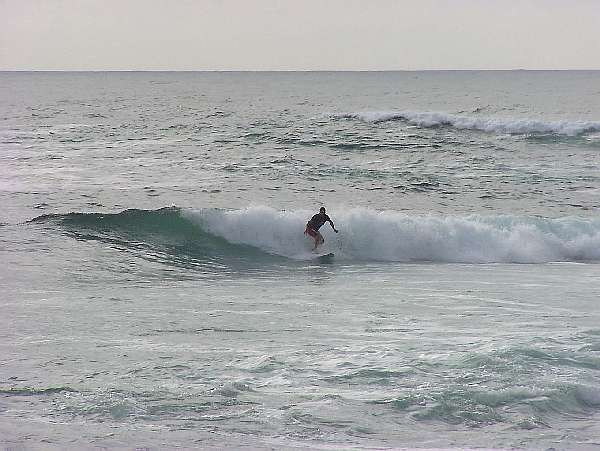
{"left": 335, "top": 111, "right": 600, "bottom": 136}
{"left": 183, "top": 207, "right": 600, "bottom": 263}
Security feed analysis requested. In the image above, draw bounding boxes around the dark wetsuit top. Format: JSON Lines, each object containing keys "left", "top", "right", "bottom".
{"left": 307, "top": 213, "right": 331, "bottom": 231}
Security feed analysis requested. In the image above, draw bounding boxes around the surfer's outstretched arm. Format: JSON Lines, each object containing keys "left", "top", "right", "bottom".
{"left": 329, "top": 219, "right": 338, "bottom": 233}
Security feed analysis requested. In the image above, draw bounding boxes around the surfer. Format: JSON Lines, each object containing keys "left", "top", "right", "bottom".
{"left": 304, "top": 207, "right": 338, "bottom": 251}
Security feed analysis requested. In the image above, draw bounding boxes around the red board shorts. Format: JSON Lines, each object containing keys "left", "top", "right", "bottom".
{"left": 304, "top": 226, "right": 319, "bottom": 238}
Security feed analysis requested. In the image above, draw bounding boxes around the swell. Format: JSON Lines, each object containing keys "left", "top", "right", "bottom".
{"left": 29, "top": 206, "right": 600, "bottom": 264}
{"left": 0, "top": 386, "right": 77, "bottom": 396}
{"left": 333, "top": 111, "right": 600, "bottom": 136}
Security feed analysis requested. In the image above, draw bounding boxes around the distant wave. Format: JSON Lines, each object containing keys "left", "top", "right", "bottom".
{"left": 31, "top": 206, "right": 600, "bottom": 264}
{"left": 0, "top": 386, "right": 77, "bottom": 396}
{"left": 333, "top": 111, "right": 600, "bottom": 136}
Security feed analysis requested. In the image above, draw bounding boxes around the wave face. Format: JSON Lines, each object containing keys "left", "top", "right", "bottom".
{"left": 32, "top": 206, "right": 600, "bottom": 264}
{"left": 334, "top": 111, "right": 600, "bottom": 136}
{"left": 29, "top": 207, "right": 285, "bottom": 272}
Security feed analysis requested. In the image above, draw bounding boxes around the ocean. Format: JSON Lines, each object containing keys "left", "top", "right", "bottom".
{"left": 1, "top": 71, "right": 599, "bottom": 450}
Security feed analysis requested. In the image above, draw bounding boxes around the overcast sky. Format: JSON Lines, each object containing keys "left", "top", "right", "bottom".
{"left": 1, "top": 0, "right": 599, "bottom": 70}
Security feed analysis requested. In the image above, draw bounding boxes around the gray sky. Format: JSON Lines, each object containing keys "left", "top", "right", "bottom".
{"left": 2, "top": 0, "right": 599, "bottom": 70}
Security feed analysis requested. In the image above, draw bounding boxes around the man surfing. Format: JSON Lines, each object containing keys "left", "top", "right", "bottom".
{"left": 304, "top": 207, "right": 338, "bottom": 251}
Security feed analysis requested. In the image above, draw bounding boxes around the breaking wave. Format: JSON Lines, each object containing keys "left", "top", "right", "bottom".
{"left": 30, "top": 206, "right": 600, "bottom": 264}
{"left": 334, "top": 111, "right": 600, "bottom": 136}
{"left": 189, "top": 206, "right": 600, "bottom": 263}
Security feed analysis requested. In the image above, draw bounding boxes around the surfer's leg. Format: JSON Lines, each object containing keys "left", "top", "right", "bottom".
{"left": 312, "top": 234, "right": 320, "bottom": 250}
{"left": 306, "top": 227, "right": 321, "bottom": 250}
{"left": 316, "top": 232, "right": 324, "bottom": 248}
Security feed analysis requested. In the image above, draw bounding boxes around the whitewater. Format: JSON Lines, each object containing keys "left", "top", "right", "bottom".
{"left": 186, "top": 206, "right": 600, "bottom": 263}
{"left": 334, "top": 111, "right": 600, "bottom": 136}
{"left": 2, "top": 71, "right": 600, "bottom": 450}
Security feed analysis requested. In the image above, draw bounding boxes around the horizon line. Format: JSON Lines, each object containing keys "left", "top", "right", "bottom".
{"left": 2, "top": 68, "right": 600, "bottom": 73}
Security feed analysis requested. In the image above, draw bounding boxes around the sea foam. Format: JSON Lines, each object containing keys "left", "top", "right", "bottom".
{"left": 184, "top": 206, "right": 600, "bottom": 263}
{"left": 334, "top": 111, "right": 600, "bottom": 136}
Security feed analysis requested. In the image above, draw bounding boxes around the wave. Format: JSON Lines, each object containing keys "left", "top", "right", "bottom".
{"left": 29, "top": 207, "right": 284, "bottom": 273}
{"left": 372, "top": 383, "right": 600, "bottom": 427}
{"left": 0, "top": 386, "right": 77, "bottom": 396}
{"left": 333, "top": 111, "right": 600, "bottom": 136}
{"left": 30, "top": 206, "right": 600, "bottom": 264}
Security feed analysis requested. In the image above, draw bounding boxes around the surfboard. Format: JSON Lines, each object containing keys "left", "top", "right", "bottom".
{"left": 313, "top": 252, "right": 334, "bottom": 261}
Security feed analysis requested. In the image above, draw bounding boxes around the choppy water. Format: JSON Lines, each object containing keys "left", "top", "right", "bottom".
{"left": 1, "top": 71, "right": 599, "bottom": 449}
